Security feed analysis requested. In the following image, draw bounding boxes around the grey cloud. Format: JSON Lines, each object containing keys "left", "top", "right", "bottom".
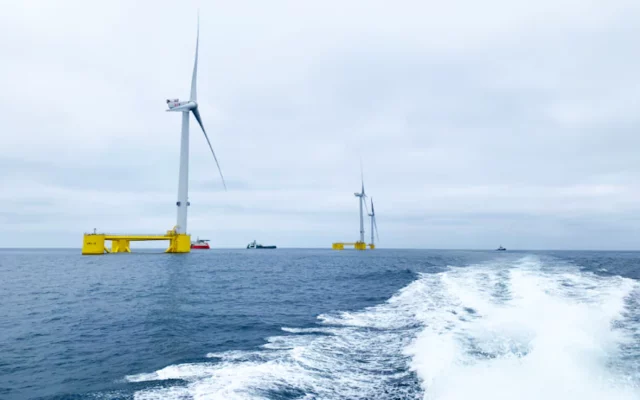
{"left": 1, "top": 0, "right": 640, "bottom": 249}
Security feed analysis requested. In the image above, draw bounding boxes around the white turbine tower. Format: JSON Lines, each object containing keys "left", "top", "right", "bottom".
{"left": 166, "top": 14, "right": 226, "bottom": 235}
{"left": 368, "top": 197, "right": 379, "bottom": 247}
{"left": 354, "top": 168, "right": 367, "bottom": 244}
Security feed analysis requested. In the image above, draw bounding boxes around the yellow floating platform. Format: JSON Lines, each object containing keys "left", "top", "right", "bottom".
{"left": 82, "top": 229, "right": 191, "bottom": 255}
{"left": 332, "top": 241, "right": 374, "bottom": 250}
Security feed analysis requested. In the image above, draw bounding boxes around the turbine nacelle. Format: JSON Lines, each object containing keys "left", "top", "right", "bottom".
{"left": 166, "top": 98, "right": 197, "bottom": 112}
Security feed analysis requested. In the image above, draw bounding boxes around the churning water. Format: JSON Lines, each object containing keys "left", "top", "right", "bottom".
{"left": 1, "top": 249, "right": 639, "bottom": 399}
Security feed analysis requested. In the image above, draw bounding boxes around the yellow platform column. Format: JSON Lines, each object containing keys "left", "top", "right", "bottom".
{"left": 111, "top": 239, "right": 131, "bottom": 253}
{"left": 332, "top": 243, "right": 345, "bottom": 250}
{"left": 82, "top": 234, "right": 106, "bottom": 255}
{"left": 354, "top": 241, "right": 367, "bottom": 250}
{"left": 166, "top": 234, "right": 191, "bottom": 253}
{"left": 368, "top": 244, "right": 375, "bottom": 250}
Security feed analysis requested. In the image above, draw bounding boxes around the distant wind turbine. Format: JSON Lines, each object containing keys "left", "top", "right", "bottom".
{"left": 368, "top": 197, "right": 379, "bottom": 246}
{"left": 354, "top": 164, "right": 367, "bottom": 244}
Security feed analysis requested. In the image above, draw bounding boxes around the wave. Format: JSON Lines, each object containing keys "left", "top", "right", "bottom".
{"left": 405, "top": 256, "right": 639, "bottom": 400}
{"left": 126, "top": 255, "right": 640, "bottom": 399}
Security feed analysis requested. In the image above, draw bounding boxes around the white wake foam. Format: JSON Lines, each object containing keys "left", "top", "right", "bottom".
{"left": 127, "top": 255, "right": 640, "bottom": 399}
{"left": 405, "top": 256, "right": 640, "bottom": 400}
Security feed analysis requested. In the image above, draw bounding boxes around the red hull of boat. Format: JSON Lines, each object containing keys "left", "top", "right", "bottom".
{"left": 191, "top": 244, "right": 210, "bottom": 249}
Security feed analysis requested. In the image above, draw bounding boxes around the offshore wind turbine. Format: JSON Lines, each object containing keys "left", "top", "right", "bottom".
{"left": 80, "top": 12, "right": 226, "bottom": 255}
{"left": 166, "top": 14, "right": 226, "bottom": 235}
{"left": 331, "top": 165, "right": 374, "bottom": 251}
{"left": 368, "top": 197, "right": 379, "bottom": 248}
{"left": 354, "top": 167, "right": 367, "bottom": 244}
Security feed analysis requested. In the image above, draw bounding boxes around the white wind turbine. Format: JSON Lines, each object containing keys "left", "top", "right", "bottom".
{"left": 368, "top": 197, "right": 379, "bottom": 246}
{"left": 166, "top": 14, "right": 226, "bottom": 235}
{"left": 354, "top": 166, "right": 367, "bottom": 244}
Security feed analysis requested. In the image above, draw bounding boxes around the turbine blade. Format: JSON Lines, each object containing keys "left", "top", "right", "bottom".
{"left": 364, "top": 197, "right": 370, "bottom": 216}
{"left": 374, "top": 217, "right": 380, "bottom": 241}
{"left": 192, "top": 108, "right": 227, "bottom": 190}
{"left": 360, "top": 159, "right": 365, "bottom": 195}
{"left": 190, "top": 12, "right": 199, "bottom": 102}
{"left": 371, "top": 197, "right": 379, "bottom": 241}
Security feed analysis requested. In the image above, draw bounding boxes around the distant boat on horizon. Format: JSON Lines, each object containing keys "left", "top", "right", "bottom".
{"left": 247, "top": 240, "right": 276, "bottom": 249}
{"left": 496, "top": 245, "right": 506, "bottom": 251}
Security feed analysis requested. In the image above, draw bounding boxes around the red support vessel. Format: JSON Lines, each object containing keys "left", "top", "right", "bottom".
{"left": 191, "top": 238, "right": 210, "bottom": 249}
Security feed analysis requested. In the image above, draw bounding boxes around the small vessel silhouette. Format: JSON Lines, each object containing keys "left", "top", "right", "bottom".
{"left": 247, "top": 240, "right": 276, "bottom": 249}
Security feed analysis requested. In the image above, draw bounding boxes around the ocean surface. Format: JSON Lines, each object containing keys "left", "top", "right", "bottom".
{"left": 1, "top": 249, "right": 639, "bottom": 399}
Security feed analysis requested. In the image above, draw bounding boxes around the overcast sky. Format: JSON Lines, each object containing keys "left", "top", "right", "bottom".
{"left": 1, "top": 0, "right": 640, "bottom": 249}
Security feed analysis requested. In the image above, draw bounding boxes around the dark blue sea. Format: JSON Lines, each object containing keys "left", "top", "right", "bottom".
{"left": 1, "top": 249, "right": 639, "bottom": 399}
